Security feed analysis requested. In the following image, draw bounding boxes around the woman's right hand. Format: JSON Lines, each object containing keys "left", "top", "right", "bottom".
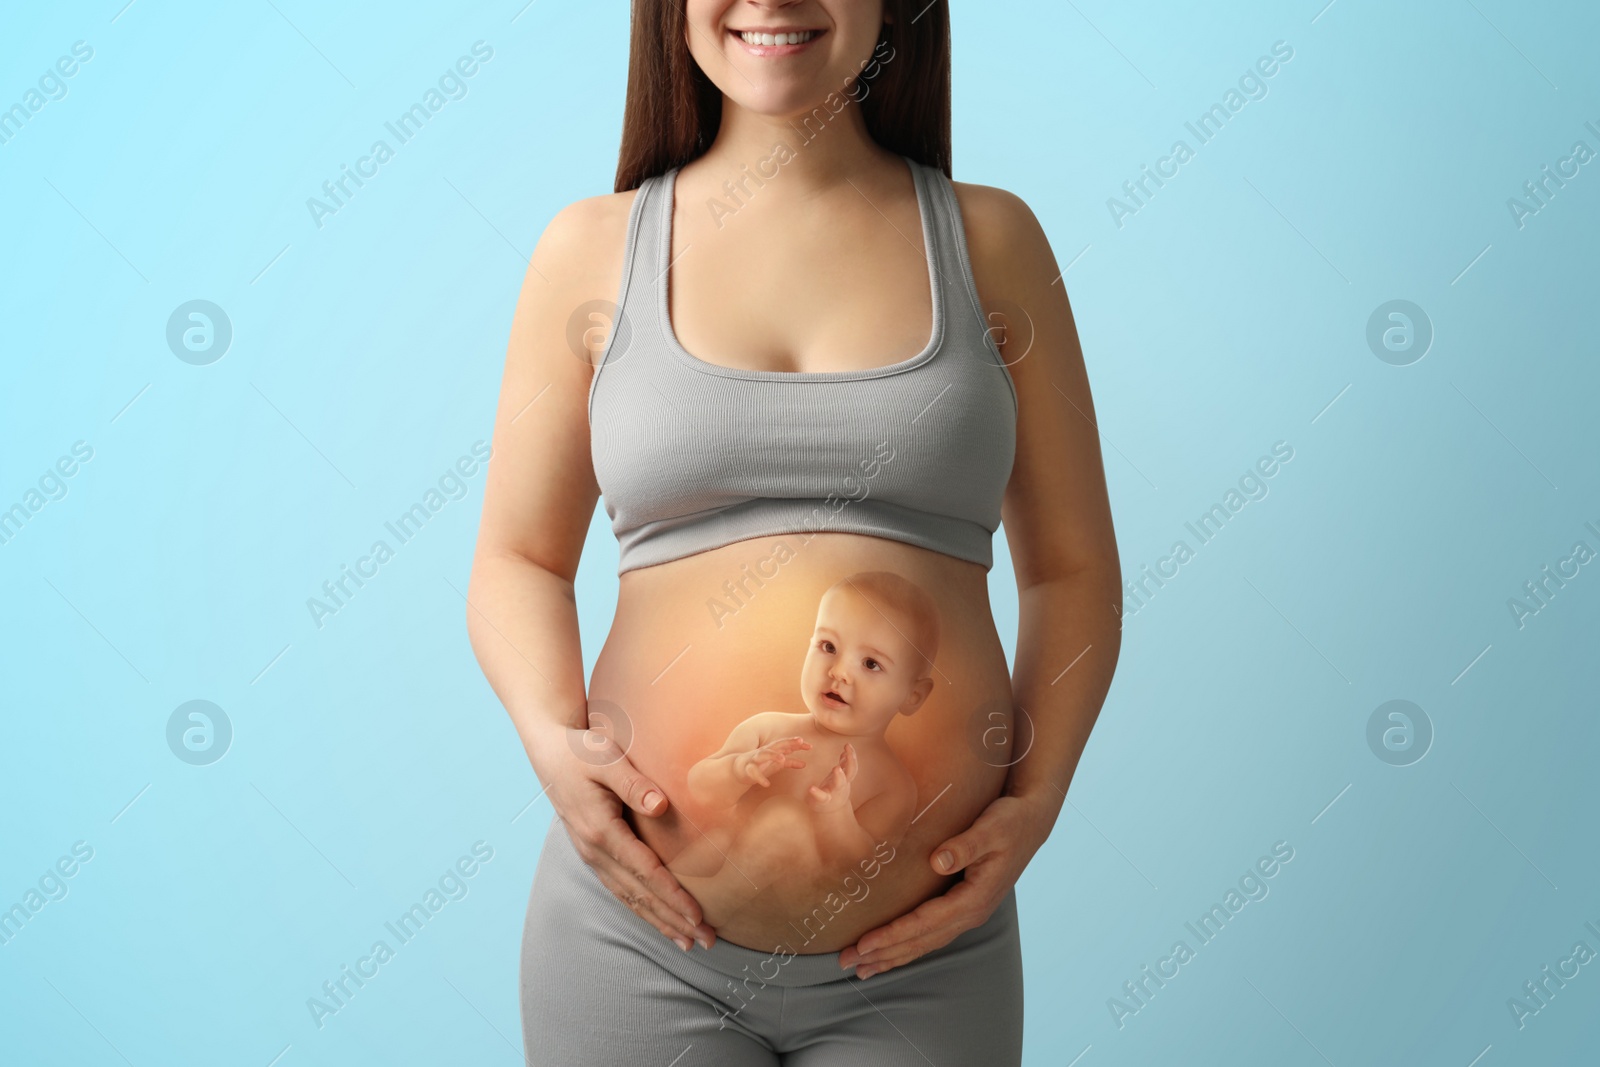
{"left": 532, "top": 722, "right": 716, "bottom": 952}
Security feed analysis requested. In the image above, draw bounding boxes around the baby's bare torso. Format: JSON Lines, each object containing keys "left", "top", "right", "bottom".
{"left": 735, "top": 712, "right": 908, "bottom": 818}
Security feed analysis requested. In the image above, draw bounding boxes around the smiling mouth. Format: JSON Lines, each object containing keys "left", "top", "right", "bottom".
{"left": 729, "top": 28, "right": 826, "bottom": 55}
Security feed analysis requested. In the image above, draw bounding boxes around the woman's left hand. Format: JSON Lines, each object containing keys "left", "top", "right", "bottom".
{"left": 838, "top": 791, "right": 1058, "bottom": 979}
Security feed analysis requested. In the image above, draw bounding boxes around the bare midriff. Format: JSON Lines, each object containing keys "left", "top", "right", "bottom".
{"left": 589, "top": 530, "right": 1014, "bottom": 954}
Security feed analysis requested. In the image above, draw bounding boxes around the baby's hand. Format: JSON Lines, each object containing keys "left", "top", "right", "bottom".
{"left": 807, "top": 744, "right": 858, "bottom": 814}
{"left": 734, "top": 736, "right": 811, "bottom": 789}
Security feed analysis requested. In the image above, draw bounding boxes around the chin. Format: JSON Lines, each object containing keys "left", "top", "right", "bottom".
{"left": 730, "top": 85, "right": 836, "bottom": 120}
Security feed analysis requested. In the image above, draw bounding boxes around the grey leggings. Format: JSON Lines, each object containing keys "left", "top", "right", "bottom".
{"left": 518, "top": 816, "right": 1024, "bottom": 1065}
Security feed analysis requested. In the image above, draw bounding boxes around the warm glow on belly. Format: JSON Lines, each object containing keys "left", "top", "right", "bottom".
{"left": 589, "top": 532, "right": 1014, "bottom": 950}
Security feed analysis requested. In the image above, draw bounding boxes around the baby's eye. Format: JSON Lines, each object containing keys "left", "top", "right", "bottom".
{"left": 863, "top": 658, "right": 881, "bottom": 671}
{"left": 819, "top": 639, "right": 836, "bottom": 654}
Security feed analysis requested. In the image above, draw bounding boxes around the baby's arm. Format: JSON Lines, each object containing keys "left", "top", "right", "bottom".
{"left": 686, "top": 714, "right": 811, "bottom": 809}
{"left": 806, "top": 746, "right": 878, "bottom": 864}
{"left": 813, "top": 754, "right": 917, "bottom": 864}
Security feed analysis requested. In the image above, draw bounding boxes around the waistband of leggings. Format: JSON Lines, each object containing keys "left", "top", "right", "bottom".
{"left": 544, "top": 815, "right": 1014, "bottom": 988}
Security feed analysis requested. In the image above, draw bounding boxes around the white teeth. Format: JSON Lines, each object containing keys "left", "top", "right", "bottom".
{"left": 739, "top": 30, "right": 815, "bottom": 46}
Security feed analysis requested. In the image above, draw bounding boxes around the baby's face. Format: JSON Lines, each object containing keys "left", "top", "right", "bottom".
{"left": 800, "top": 588, "right": 930, "bottom": 737}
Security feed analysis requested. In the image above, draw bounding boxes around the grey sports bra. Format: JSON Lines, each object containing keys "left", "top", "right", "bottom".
{"left": 587, "top": 155, "right": 1018, "bottom": 575}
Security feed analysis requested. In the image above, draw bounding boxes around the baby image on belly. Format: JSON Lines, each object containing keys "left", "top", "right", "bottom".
{"left": 669, "top": 570, "right": 938, "bottom": 923}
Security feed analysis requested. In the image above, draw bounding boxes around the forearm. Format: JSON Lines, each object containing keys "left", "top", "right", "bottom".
{"left": 465, "top": 547, "right": 589, "bottom": 779}
{"left": 1006, "top": 567, "right": 1122, "bottom": 821}
{"left": 686, "top": 754, "right": 750, "bottom": 808}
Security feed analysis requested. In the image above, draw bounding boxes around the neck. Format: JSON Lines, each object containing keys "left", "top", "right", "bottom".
{"left": 808, "top": 710, "right": 879, "bottom": 741}
{"left": 693, "top": 93, "right": 898, "bottom": 204}
{"left": 808, "top": 711, "right": 845, "bottom": 738}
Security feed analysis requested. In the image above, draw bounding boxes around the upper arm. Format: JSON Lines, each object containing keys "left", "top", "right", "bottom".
{"left": 472, "top": 190, "right": 638, "bottom": 583}
{"left": 952, "top": 181, "right": 1121, "bottom": 591}
{"left": 704, "top": 711, "right": 788, "bottom": 759}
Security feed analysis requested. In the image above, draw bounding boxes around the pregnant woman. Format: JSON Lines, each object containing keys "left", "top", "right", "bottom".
{"left": 467, "top": 2, "right": 1121, "bottom": 1063}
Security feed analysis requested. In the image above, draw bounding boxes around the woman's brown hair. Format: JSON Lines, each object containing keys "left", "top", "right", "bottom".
{"left": 614, "top": 0, "right": 951, "bottom": 192}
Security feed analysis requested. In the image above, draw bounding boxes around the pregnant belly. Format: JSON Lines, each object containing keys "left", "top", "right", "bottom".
{"left": 588, "top": 531, "right": 1014, "bottom": 954}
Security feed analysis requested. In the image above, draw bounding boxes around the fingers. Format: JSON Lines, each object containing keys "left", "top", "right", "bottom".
{"left": 591, "top": 864, "right": 697, "bottom": 947}
{"left": 841, "top": 742, "right": 858, "bottom": 780}
{"left": 629, "top": 857, "right": 717, "bottom": 949}
{"left": 561, "top": 818, "right": 694, "bottom": 942}
{"left": 762, "top": 738, "right": 810, "bottom": 773}
{"left": 929, "top": 822, "right": 992, "bottom": 875}
{"left": 561, "top": 802, "right": 713, "bottom": 949}
{"left": 600, "top": 818, "right": 704, "bottom": 927}
{"left": 855, "top": 926, "right": 963, "bottom": 978}
{"left": 603, "top": 838, "right": 716, "bottom": 949}
{"left": 549, "top": 742, "right": 717, "bottom": 950}
{"left": 595, "top": 753, "right": 669, "bottom": 817}
{"left": 847, "top": 882, "right": 990, "bottom": 976}
{"left": 809, "top": 763, "right": 847, "bottom": 809}
{"left": 617, "top": 840, "right": 717, "bottom": 946}
{"left": 840, "top": 794, "right": 1035, "bottom": 980}
{"left": 855, "top": 899, "right": 941, "bottom": 959}
{"left": 750, "top": 739, "right": 808, "bottom": 783}
{"left": 855, "top": 881, "right": 974, "bottom": 959}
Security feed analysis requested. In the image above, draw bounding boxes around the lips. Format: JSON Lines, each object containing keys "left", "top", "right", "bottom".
{"left": 729, "top": 27, "right": 826, "bottom": 56}
{"left": 823, "top": 689, "right": 848, "bottom": 707}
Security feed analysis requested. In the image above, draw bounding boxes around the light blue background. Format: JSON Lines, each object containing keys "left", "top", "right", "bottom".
{"left": 2, "top": 1, "right": 1597, "bottom": 1064}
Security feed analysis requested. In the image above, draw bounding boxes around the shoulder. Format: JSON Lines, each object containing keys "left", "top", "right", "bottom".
{"left": 948, "top": 180, "right": 1056, "bottom": 294}
{"left": 862, "top": 746, "right": 917, "bottom": 802}
{"left": 742, "top": 710, "right": 807, "bottom": 736}
{"left": 875, "top": 760, "right": 919, "bottom": 818}
{"left": 539, "top": 189, "right": 639, "bottom": 248}
{"left": 507, "top": 187, "right": 644, "bottom": 369}
{"left": 527, "top": 188, "right": 642, "bottom": 290}
{"left": 946, "top": 179, "right": 1082, "bottom": 388}
{"left": 893, "top": 757, "right": 918, "bottom": 798}
{"left": 949, "top": 180, "right": 1041, "bottom": 239}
